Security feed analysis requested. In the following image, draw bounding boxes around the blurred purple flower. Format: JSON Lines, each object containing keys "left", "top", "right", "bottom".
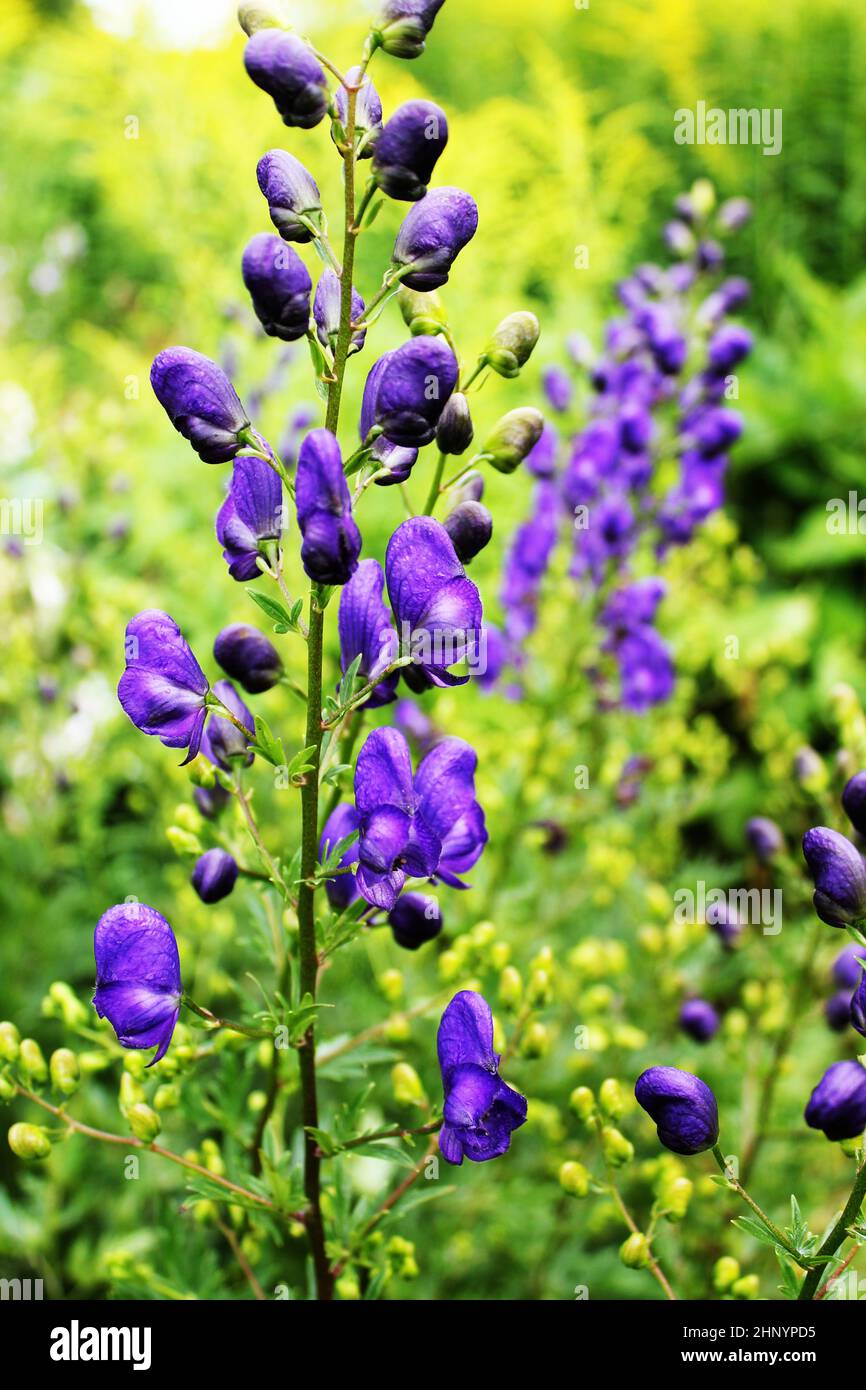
{"left": 192, "top": 849, "right": 239, "bottom": 905}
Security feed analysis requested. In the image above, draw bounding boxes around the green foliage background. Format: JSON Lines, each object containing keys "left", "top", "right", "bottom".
{"left": 2, "top": 0, "right": 866, "bottom": 1301}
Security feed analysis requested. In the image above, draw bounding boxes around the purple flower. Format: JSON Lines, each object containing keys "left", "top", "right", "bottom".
{"left": 93, "top": 903, "right": 182, "bottom": 1066}
{"left": 392, "top": 187, "right": 479, "bottom": 291}
{"left": 372, "top": 338, "right": 459, "bottom": 447}
{"left": 682, "top": 406, "right": 743, "bottom": 459}
{"left": 386, "top": 516, "right": 482, "bottom": 687}
{"left": 852, "top": 972, "right": 866, "bottom": 1037}
{"left": 443, "top": 500, "right": 493, "bottom": 566}
{"left": 194, "top": 784, "right": 230, "bottom": 820}
{"left": 257, "top": 149, "right": 323, "bottom": 243}
{"left": 435, "top": 392, "right": 474, "bottom": 456}
{"left": 437, "top": 990, "right": 527, "bottom": 1165}
{"left": 373, "top": 100, "right": 448, "bottom": 201}
{"left": 802, "top": 827, "right": 866, "bottom": 928}
{"left": 242, "top": 233, "right": 312, "bottom": 342}
{"left": 842, "top": 772, "right": 866, "bottom": 836}
{"left": 393, "top": 698, "right": 439, "bottom": 754}
{"left": 543, "top": 366, "right": 573, "bottom": 414}
{"left": 118, "top": 610, "right": 209, "bottom": 764}
{"left": 707, "top": 325, "right": 753, "bottom": 376}
{"left": 525, "top": 420, "right": 558, "bottom": 479}
{"left": 375, "top": 0, "right": 446, "bottom": 58}
{"left": 616, "top": 628, "right": 675, "bottom": 713}
{"left": 359, "top": 352, "right": 419, "bottom": 486}
{"left": 295, "top": 429, "right": 362, "bottom": 585}
{"left": 834, "top": 945, "right": 866, "bottom": 990}
{"left": 706, "top": 901, "right": 742, "bottom": 950}
{"left": 805, "top": 1061, "right": 866, "bottom": 1141}
{"left": 718, "top": 197, "right": 752, "bottom": 231}
{"left": 314, "top": 269, "right": 366, "bottom": 356}
{"left": 243, "top": 30, "right": 329, "bottom": 129}
{"left": 192, "top": 849, "right": 239, "bottom": 904}
{"left": 201, "top": 680, "right": 254, "bottom": 769}
{"left": 414, "top": 736, "right": 487, "bottom": 888}
{"left": 216, "top": 454, "right": 283, "bottom": 582}
{"left": 825, "top": 991, "right": 854, "bottom": 1033}
{"left": 151, "top": 348, "right": 250, "bottom": 464}
{"left": 388, "top": 892, "right": 443, "bottom": 949}
{"left": 601, "top": 579, "right": 667, "bottom": 634}
{"left": 745, "top": 816, "right": 784, "bottom": 863}
{"left": 334, "top": 68, "right": 383, "bottom": 156}
{"left": 635, "top": 1066, "right": 720, "bottom": 1156}
{"left": 338, "top": 560, "right": 399, "bottom": 709}
{"left": 679, "top": 999, "right": 720, "bottom": 1043}
{"left": 214, "top": 624, "right": 283, "bottom": 694}
{"left": 319, "top": 802, "right": 361, "bottom": 911}
{"left": 501, "top": 484, "right": 559, "bottom": 644}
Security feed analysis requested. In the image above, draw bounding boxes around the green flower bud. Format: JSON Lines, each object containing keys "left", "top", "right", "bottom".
{"left": 620, "top": 1232, "right": 651, "bottom": 1269}
{"left": 731, "top": 1273, "right": 760, "bottom": 1300}
{"left": 527, "top": 968, "right": 553, "bottom": 1008}
{"left": 690, "top": 178, "right": 716, "bottom": 217}
{"left": 398, "top": 287, "right": 449, "bottom": 337}
{"left": 713, "top": 1255, "right": 741, "bottom": 1293}
{"left": 19, "top": 1038, "right": 48, "bottom": 1084}
{"left": 481, "top": 408, "right": 545, "bottom": 474}
{"left": 660, "top": 1175, "right": 693, "bottom": 1222}
{"left": 0, "top": 1072, "right": 16, "bottom": 1102}
{"left": 520, "top": 1021, "right": 549, "bottom": 1058}
{"left": 49, "top": 1048, "right": 80, "bottom": 1097}
{"left": 484, "top": 312, "right": 541, "bottom": 378}
{"left": 0, "top": 1022, "right": 20, "bottom": 1065}
{"left": 336, "top": 1272, "right": 361, "bottom": 1300}
{"left": 119, "top": 1072, "right": 145, "bottom": 1115}
{"left": 42, "top": 981, "right": 87, "bottom": 1028}
{"left": 8, "top": 1122, "right": 51, "bottom": 1160}
{"left": 391, "top": 1062, "right": 426, "bottom": 1108}
{"left": 154, "top": 1083, "right": 181, "bottom": 1111}
{"left": 166, "top": 826, "right": 202, "bottom": 857}
{"left": 237, "top": 1, "right": 291, "bottom": 35}
{"left": 559, "top": 1160, "right": 590, "bottom": 1197}
{"left": 598, "top": 1078, "right": 626, "bottom": 1120}
{"left": 601, "top": 1126, "right": 634, "bottom": 1168}
{"left": 127, "top": 1103, "right": 161, "bottom": 1143}
{"left": 378, "top": 969, "right": 404, "bottom": 1004}
{"left": 569, "top": 1086, "right": 596, "bottom": 1123}
{"left": 202, "top": 1138, "right": 225, "bottom": 1176}
{"left": 499, "top": 965, "right": 523, "bottom": 1011}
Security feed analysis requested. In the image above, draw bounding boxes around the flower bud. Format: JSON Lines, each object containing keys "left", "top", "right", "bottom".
{"left": 398, "top": 287, "right": 449, "bottom": 337}
{"left": 802, "top": 827, "right": 866, "bottom": 928}
{"left": 19, "top": 1038, "right": 48, "bottom": 1084}
{"left": 713, "top": 1255, "right": 741, "bottom": 1293}
{"left": 805, "top": 1059, "right": 866, "bottom": 1140}
{"left": 373, "top": 100, "right": 448, "bottom": 202}
{"left": 520, "top": 1022, "right": 549, "bottom": 1058}
{"left": 119, "top": 1071, "right": 146, "bottom": 1115}
{"left": 570, "top": 1086, "right": 595, "bottom": 1123}
{"left": 214, "top": 624, "right": 283, "bottom": 694}
{"left": 436, "top": 392, "right": 474, "bottom": 456}
{"left": 731, "top": 1274, "right": 760, "bottom": 1300}
{"left": 0, "top": 1073, "right": 15, "bottom": 1102}
{"left": 8, "top": 1122, "right": 51, "bottom": 1160}
{"left": 0, "top": 1022, "right": 20, "bottom": 1065}
{"left": 679, "top": 998, "right": 721, "bottom": 1043}
{"left": 391, "top": 1062, "right": 426, "bottom": 1107}
{"left": 154, "top": 1083, "right": 181, "bottom": 1110}
{"left": 373, "top": 1, "right": 446, "bottom": 60}
{"left": 244, "top": 31, "right": 329, "bottom": 130}
{"left": 795, "top": 745, "right": 827, "bottom": 791}
{"left": 442, "top": 501, "right": 492, "bottom": 566}
{"left": 598, "top": 1078, "right": 626, "bottom": 1120}
{"left": 620, "top": 1232, "right": 650, "bottom": 1269}
{"left": 842, "top": 772, "right": 866, "bottom": 837}
{"left": 257, "top": 149, "right": 323, "bottom": 244}
{"left": 499, "top": 966, "right": 523, "bottom": 1011}
{"left": 392, "top": 188, "right": 478, "bottom": 292}
{"left": 42, "top": 981, "right": 88, "bottom": 1027}
{"left": 601, "top": 1125, "right": 634, "bottom": 1167}
{"left": 128, "top": 1103, "right": 162, "bottom": 1143}
{"left": 481, "top": 408, "right": 545, "bottom": 474}
{"left": 745, "top": 815, "right": 784, "bottom": 863}
{"left": 242, "top": 233, "right": 312, "bottom": 343}
{"left": 50, "top": 1048, "right": 80, "bottom": 1097}
{"left": 378, "top": 969, "right": 404, "bottom": 1004}
{"left": 238, "top": 1, "right": 291, "bottom": 35}
{"left": 635, "top": 1066, "right": 720, "bottom": 1155}
{"left": 485, "top": 312, "right": 541, "bottom": 378}
{"left": 526, "top": 967, "right": 553, "bottom": 1008}
{"left": 559, "top": 1160, "right": 590, "bottom": 1197}
{"left": 660, "top": 1174, "right": 693, "bottom": 1222}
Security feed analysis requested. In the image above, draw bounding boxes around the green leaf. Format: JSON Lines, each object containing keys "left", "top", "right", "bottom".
{"left": 247, "top": 714, "right": 285, "bottom": 768}
{"left": 248, "top": 589, "right": 294, "bottom": 634}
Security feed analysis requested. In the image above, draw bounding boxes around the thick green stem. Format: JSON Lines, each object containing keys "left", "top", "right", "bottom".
{"left": 798, "top": 1158, "right": 866, "bottom": 1300}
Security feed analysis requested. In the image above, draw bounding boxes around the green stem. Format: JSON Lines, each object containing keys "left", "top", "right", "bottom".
{"left": 333, "top": 1118, "right": 442, "bottom": 1154}
{"left": 423, "top": 451, "right": 448, "bottom": 516}
{"left": 798, "top": 1158, "right": 866, "bottom": 1300}
{"left": 182, "top": 996, "right": 273, "bottom": 1041}
{"left": 711, "top": 1144, "right": 802, "bottom": 1260}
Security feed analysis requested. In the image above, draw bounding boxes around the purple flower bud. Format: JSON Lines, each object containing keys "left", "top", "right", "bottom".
{"left": 842, "top": 772, "right": 866, "bottom": 836}
{"left": 334, "top": 68, "right": 383, "bottom": 157}
{"left": 214, "top": 623, "right": 283, "bottom": 694}
{"left": 242, "top": 233, "right": 312, "bottom": 342}
{"left": 679, "top": 999, "right": 720, "bottom": 1043}
{"left": 664, "top": 219, "right": 695, "bottom": 257}
{"left": 118, "top": 610, "right": 209, "bottom": 763}
{"left": 386, "top": 516, "right": 482, "bottom": 687}
{"left": 682, "top": 406, "right": 743, "bottom": 459}
{"left": 525, "top": 420, "right": 558, "bottom": 479}
{"left": 375, "top": 0, "right": 446, "bottom": 59}
{"left": 802, "top": 826, "right": 866, "bottom": 928}
{"left": 543, "top": 365, "right": 573, "bottom": 414}
{"left": 745, "top": 816, "right": 784, "bottom": 863}
{"left": 392, "top": 187, "right": 479, "bottom": 291}
{"left": 93, "top": 903, "right": 182, "bottom": 1065}
{"left": 707, "top": 324, "right": 753, "bottom": 376}
{"left": 151, "top": 348, "right": 250, "bottom": 464}
{"left": 201, "top": 680, "right": 254, "bottom": 770}
{"left": 216, "top": 454, "right": 283, "bottom": 583}
{"left": 257, "top": 149, "right": 323, "bottom": 243}
{"left": 338, "top": 560, "right": 399, "bottom": 709}
{"left": 319, "top": 802, "right": 361, "bottom": 911}
{"left": 358, "top": 351, "right": 420, "bottom": 485}
{"left": 443, "top": 500, "right": 493, "bottom": 565}
{"left": 192, "top": 848, "right": 239, "bottom": 904}
{"left": 718, "top": 197, "right": 752, "bottom": 232}
{"left": 194, "top": 783, "right": 231, "bottom": 820}
{"left": 437, "top": 990, "right": 527, "bottom": 1164}
{"left": 852, "top": 972, "right": 866, "bottom": 1037}
{"left": 313, "top": 268, "right": 366, "bottom": 356}
{"left": 706, "top": 901, "right": 742, "bottom": 949}
{"left": 718, "top": 276, "right": 751, "bottom": 313}
{"left": 243, "top": 30, "right": 329, "bottom": 129}
{"left": 601, "top": 579, "right": 667, "bottom": 634}
{"left": 834, "top": 945, "right": 866, "bottom": 990}
{"left": 619, "top": 399, "right": 653, "bottom": 455}
{"left": 373, "top": 338, "right": 458, "bottom": 447}
{"left": 696, "top": 239, "right": 725, "bottom": 271}
{"left": 435, "top": 392, "right": 474, "bottom": 456}
{"left": 295, "top": 428, "right": 361, "bottom": 585}
{"left": 805, "top": 1060, "right": 866, "bottom": 1141}
{"left": 373, "top": 100, "right": 448, "bottom": 201}
{"left": 635, "top": 1066, "right": 720, "bottom": 1155}
{"left": 825, "top": 990, "right": 854, "bottom": 1033}
{"left": 388, "top": 892, "right": 443, "bottom": 949}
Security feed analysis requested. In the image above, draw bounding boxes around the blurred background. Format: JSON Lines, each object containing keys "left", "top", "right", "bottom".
{"left": 2, "top": 0, "right": 866, "bottom": 1299}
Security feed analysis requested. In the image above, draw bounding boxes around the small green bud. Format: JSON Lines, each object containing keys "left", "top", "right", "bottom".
{"left": 601, "top": 1126, "right": 634, "bottom": 1168}
{"left": 202, "top": 1138, "right": 225, "bottom": 1175}
{"left": 660, "top": 1175, "right": 693, "bottom": 1222}
{"left": 713, "top": 1255, "right": 741, "bottom": 1293}
{"left": 398, "top": 287, "right": 449, "bottom": 337}
{"left": 127, "top": 1104, "right": 161, "bottom": 1143}
{"left": 166, "top": 826, "right": 202, "bottom": 857}
{"left": 378, "top": 969, "right": 404, "bottom": 1004}
{"left": 19, "top": 1038, "right": 48, "bottom": 1084}
{"left": 42, "top": 982, "right": 87, "bottom": 1027}
{"left": 49, "top": 1048, "right": 80, "bottom": 1097}
{"left": 559, "top": 1160, "right": 590, "bottom": 1197}
{"left": 0, "top": 1022, "right": 20, "bottom": 1064}
{"left": 8, "top": 1122, "right": 52, "bottom": 1160}
{"left": 690, "top": 178, "right": 716, "bottom": 218}
{"left": 484, "top": 311, "right": 541, "bottom": 378}
{"left": 335, "top": 1272, "right": 361, "bottom": 1300}
{"left": 619, "top": 1232, "right": 651, "bottom": 1269}
{"left": 481, "top": 408, "right": 545, "bottom": 474}
{"left": 0, "top": 1072, "right": 16, "bottom": 1102}
{"left": 598, "top": 1078, "right": 626, "bottom": 1120}
{"left": 569, "top": 1086, "right": 596, "bottom": 1123}
{"left": 154, "top": 1083, "right": 181, "bottom": 1111}
{"left": 119, "top": 1071, "right": 145, "bottom": 1115}
{"left": 391, "top": 1062, "right": 426, "bottom": 1108}
{"left": 520, "top": 1021, "right": 549, "bottom": 1058}
{"left": 237, "top": 1, "right": 291, "bottom": 36}
{"left": 499, "top": 965, "right": 523, "bottom": 1010}
{"left": 731, "top": 1273, "right": 760, "bottom": 1300}
{"left": 527, "top": 968, "right": 553, "bottom": 1008}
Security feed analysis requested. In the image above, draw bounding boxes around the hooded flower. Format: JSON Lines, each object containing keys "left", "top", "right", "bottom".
{"left": 192, "top": 849, "right": 239, "bottom": 905}
{"left": 635, "top": 1066, "right": 720, "bottom": 1156}
{"left": 319, "top": 802, "right": 361, "bottom": 911}
{"left": 802, "top": 827, "right": 866, "bottom": 928}
{"left": 243, "top": 30, "right": 329, "bottom": 129}
{"left": 372, "top": 338, "right": 458, "bottom": 448}
{"left": 200, "top": 680, "right": 254, "bottom": 769}
{"left": 443, "top": 500, "right": 493, "bottom": 566}
{"left": 679, "top": 999, "right": 720, "bottom": 1043}
{"left": 414, "top": 736, "right": 487, "bottom": 887}
{"left": 373, "top": 100, "right": 448, "bottom": 201}
{"left": 392, "top": 188, "right": 479, "bottom": 291}
{"left": 242, "top": 233, "right": 312, "bottom": 342}
{"left": 375, "top": 0, "right": 446, "bottom": 58}
{"left": 214, "top": 623, "right": 283, "bottom": 694}
{"left": 93, "top": 903, "right": 182, "bottom": 1066}
{"left": 151, "top": 348, "right": 250, "bottom": 464}
{"left": 805, "top": 1060, "right": 866, "bottom": 1141}
{"left": 333, "top": 67, "right": 383, "bottom": 156}
{"left": 257, "top": 149, "right": 323, "bottom": 243}
{"left": 359, "top": 351, "right": 419, "bottom": 486}
{"left": 353, "top": 727, "right": 442, "bottom": 910}
{"left": 314, "top": 268, "right": 366, "bottom": 356}
{"left": 386, "top": 516, "right": 482, "bottom": 687}
{"left": 842, "top": 771, "right": 866, "bottom": 836}
{"left": 437, "top": 990, "right": 527, "bottom": 1164}
{"left": 338, "top": 560, "right": 399, "bottom": 708}
{"left": 388, "top": 892, "right": 443, "bottom": 949}
{"left": 295, "top": 428, "right": 362, "bottom": 585}
{"left": 118, "top": 610, "right": 209, "bottom": 763}
{"left": 216, "top": 454, "right": 284, "bottom": 582}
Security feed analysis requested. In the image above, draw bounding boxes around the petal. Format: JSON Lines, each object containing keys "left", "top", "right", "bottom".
{"left": 437, "top": 989, "right": 497, "bottom": 1081}
{"left": 415, "top": 738, "right": 479, "bottom": 840}
{"left": 356, "top": 862, "right": 405, "bottom": 911}
{"left": 94, "top": 903, "right": 181, "bottom": 994}
{"left": 443, "top": 1063, "right": 500, "bottom": 1128}
{"left": 354, "top": 727, "right": 416, "bottom": 816}
{"left": 359, "top": 806, "right": 412, "bottom": 872}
